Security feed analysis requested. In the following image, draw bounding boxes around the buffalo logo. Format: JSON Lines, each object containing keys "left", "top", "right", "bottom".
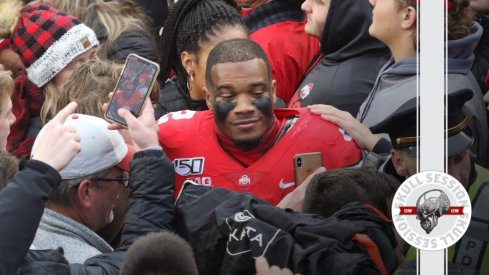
{"left": 416, "top": 190, "right": 450, "bottom": 234}
{"left": 299, "top": 83, "right": 314, "bottom": 100}
{"left": 173, "top": 157, "right": 205, "bottom": 176}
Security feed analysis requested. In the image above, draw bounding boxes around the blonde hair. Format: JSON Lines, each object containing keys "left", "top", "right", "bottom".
{"left": 33, "top": 0, "right": 90, "bottom": 23}
{"left": 54, "top": 59, "right": 123, "bottom": 118}
{"left": 0, "top": 69, "right": 14, "bottom": 113}
{"left": 40, "top": 82, "right": 60, "bottom": 123}
{"left": 46, "top": 0, "right": 155, "bottom": 60}
{"left": 0, "top": 0, "right": 23, "bottom": 39}
{"left": 54, "top": 59, "right": 159, "bottom": 119}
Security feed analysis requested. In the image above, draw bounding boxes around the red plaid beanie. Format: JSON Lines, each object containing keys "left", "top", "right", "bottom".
{"left": 9, "top": 4, "right": 99, "bottom": 87}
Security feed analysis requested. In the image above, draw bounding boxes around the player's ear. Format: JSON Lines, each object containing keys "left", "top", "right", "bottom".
{"left": 203, "top": 86, "right": 212, "bottom": 110}
{"left": 271, "top": 79, "right": 277, "bottom": 103}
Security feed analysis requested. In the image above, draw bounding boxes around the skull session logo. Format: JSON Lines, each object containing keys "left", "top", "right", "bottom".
{"left": 392, "top": 171, "right": 471, "bottom": 250}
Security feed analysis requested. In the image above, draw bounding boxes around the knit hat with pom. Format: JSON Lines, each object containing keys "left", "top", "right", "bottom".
{"left": 0, "top": 1, "right": 98, "bottom": 87}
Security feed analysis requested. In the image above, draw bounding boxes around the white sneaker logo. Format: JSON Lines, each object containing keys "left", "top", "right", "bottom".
{"left": 279, "top": 179, "right": 295, "bottom": 189}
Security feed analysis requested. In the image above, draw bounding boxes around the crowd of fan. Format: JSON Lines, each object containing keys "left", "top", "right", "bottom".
{"left": 0, "top": 0, "right": 488, "bottom": 274}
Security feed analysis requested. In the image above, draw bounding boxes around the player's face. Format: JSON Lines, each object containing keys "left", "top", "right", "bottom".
{"left": 208, "top": 58, "right": 275, "bottom": 150}
{"left": 123, "top": 81, "right": 134, "bottom": 91}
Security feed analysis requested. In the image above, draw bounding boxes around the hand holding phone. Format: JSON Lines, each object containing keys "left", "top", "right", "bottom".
{"left": 294, "top": 152, "right": 323, "bottom": 185}
{"left": 105, "top": 54, "right": 160, "bottom": 127}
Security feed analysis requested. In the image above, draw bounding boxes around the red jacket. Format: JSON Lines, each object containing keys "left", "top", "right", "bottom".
{"left": 157, "top": 108, "right": 361, "bottom": 205}
{"left": 241, "top": 2, "right": 320, "bottom": 105}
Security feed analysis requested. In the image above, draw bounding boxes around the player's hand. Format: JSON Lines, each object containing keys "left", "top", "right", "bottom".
{"left": 31, "top": 102, "right": 81, "bottom": 171}
{"left": 276, "top": 167, "right": 326, "bottom": 212}
{"left": 104, "top": 94, "right": 158, "bottom": 151}
{"left": 308, "top": 104, "right": 379, "bottom": 151}
{"left": 255, "top": 257, "right": 298, "bottom": 275}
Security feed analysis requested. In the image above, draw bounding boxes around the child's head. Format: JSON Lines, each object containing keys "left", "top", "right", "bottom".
{"left": 56, "top": 59, "right": 159, "bottom": 118}
{"left": 120, "top": 231, "right": 199, "bottom": 275}
{"left": 55, "top": 59, "right": 123, "bottom": 118}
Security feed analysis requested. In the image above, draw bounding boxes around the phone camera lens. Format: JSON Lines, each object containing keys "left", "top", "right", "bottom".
{"left": 297, "top": 157, "right": 302, "bottom": 167}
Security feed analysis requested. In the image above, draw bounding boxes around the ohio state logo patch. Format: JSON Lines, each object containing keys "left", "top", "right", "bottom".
{"left": 392, "top": 171, "right": 471, "bottom": 250}
{"left": 238, "top": 174, "right": 251, "bottom": 188}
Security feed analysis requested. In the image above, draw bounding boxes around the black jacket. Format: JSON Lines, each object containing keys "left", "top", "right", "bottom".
{"left": 133, "top": 0, "right": 168, "bottom": 34}
{"left": 289, "top": 0, "right": 390, "bottom": 115}
{"left": 106, "top": 31, "right": 160, "bottom": 64}
{"left": 16, "top": 149, "right": 175, "bottom": 274}
{"left": 0, "top": 160, "right": 61, "bottom": 275}
{"left": 175, "top": 185, "right": 398, "bottom": 275}
{"left": 154, "top": 78, "right": 208, "bottom": 119}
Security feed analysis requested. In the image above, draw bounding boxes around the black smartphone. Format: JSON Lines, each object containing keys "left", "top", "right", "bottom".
{"left": 294, "top": 152, "right": 323, "bottom": 185}
{"left": 105, "top": 54, "right": 160, "bottom": 127}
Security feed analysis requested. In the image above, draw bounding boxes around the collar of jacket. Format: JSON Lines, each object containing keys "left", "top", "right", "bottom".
{"left": 243, "top": 0, "right": 304, "bottom": 34}
{"left": 39, "top": 209, "right": 113, "bottom": 254}
{"left": 447, "top": 22, "right": 483, "bottom": 74}
{"left": 380, "top": 56, "right": 418, "bottom": 76}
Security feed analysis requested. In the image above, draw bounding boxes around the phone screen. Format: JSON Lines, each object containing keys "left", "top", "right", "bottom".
{"left": 105, "top": 54, "right": 159, "bottom": 127}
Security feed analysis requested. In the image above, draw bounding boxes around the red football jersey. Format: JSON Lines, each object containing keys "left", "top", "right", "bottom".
{"left": 157, "top": 108, "right": 361, "bottom": 205}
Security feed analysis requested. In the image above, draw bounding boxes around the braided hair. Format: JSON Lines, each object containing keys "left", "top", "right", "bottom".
{"left": 159, "top": 0, "right": 246, "bottom": 89}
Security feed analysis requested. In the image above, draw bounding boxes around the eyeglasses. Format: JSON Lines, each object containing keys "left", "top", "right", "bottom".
{"left": 92, "top": 172, "right": 129, "bottom": 188}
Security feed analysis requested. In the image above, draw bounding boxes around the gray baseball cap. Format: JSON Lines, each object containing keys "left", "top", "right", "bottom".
{"left": 32, "top": 114, "right": 133, "bottom": 180}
